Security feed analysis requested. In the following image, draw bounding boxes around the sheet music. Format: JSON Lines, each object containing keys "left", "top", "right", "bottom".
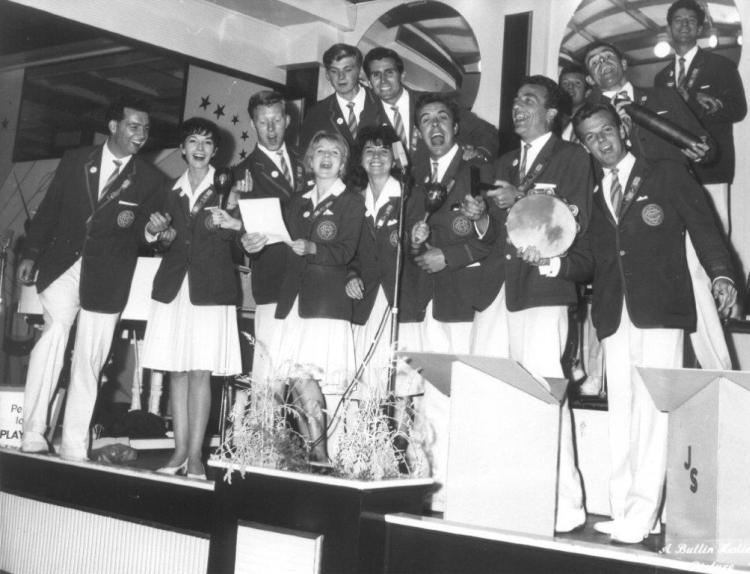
{"left": 237, "top": 198, "right": 292, "bottom": 245}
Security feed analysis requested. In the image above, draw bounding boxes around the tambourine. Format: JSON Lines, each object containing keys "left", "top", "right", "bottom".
{"left": 506, "top": 193, "right": 577, "bottom": 258}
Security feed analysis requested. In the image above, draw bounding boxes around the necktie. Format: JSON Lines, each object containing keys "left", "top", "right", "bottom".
{"left": 518, "top": 143, "right": 531, "bottom": 180}
{"left": 613, "top": 90, "right": 630, "bottom": 104}
{"left": 430, "top": 160, "right": 439, "bottom": 183}
{"left": 391, "top": 105, "right": 407, "bottom": 149}
{"left": 277, "top": 150, "right": 293, "bottom": 187}
{"left": 677, "top": 57, "right": 687, "bottom": 88}
{"left": 610, "top": 167, "right": 623, "bottom": 217}
{"left": 346, "top": 101, "right": 358, "bottom": 138}
{"left": 101, "top": 159, "right": 122, "bottom": 198}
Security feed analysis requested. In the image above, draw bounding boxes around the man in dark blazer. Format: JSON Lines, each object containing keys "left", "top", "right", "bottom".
{"left": 232, "top": 90, "right": 303, "bottom": 384}
{"left": 298, "top": 44, "right": 384, "bottom": 155}
{"left": 550, "top": 101, "right": 736, "bottom": 543}
{"left": 17, "top": 97, "right": 167, "bottom": 460}
{"left": 584, "top": 40, "right": 732, "bottom": 372}
{"left": 654, "top": 0, "right": 747, "bottom": 234}
{"left": 363, "top": 47, "right": 499, "bottom": 163}
{"left": 583, "top": 41, "right": 712, "bottom": 167}
{"left": 463, "top": 76, "right": 590, "bottom": 533}
{"left": 405, "top": 92, "right": 494, "bottom": 511}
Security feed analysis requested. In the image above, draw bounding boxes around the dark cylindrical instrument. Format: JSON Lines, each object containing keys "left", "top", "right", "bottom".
{"left": 620, "top": 100, "right": 702, "bottom": 149}
{"left": 214, "top": 167, "right": 234, "bottom": 209}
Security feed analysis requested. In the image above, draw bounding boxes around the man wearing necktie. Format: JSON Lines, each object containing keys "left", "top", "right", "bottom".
{"left": 231, "top": 90, "right": 303, "bottom": 386}
{"left": 546, "top": 101, "right": 736, "bottom": 543}
{"left": 463, "top": 76, "right": 591, "bottom": 533}
{"left": 298, "top": 44, "right": 384, "bottom": 156}
{"left": 16, "top": 97, "right": 167, "bottom": 460}
{"left": 363, "top": 47, "right": 498, "bottom": 164}
{"left": 654, "top": 0, "right": 746, "bottom": 236}
{"left": 406, "top": 93, "right": 494, "bottom": 511}
{"left": 584, "top": 40, "right": 733, "bottom": 374}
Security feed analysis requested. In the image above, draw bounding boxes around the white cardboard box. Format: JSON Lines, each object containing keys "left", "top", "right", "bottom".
{"left": 402, "top": 352, "right": 568, "bottom": 536}
{"left": 0, "top": 386, "right": 24, "bottom": 448}
{"left": 641, "top": 367, "right": 750, "bottom": 566}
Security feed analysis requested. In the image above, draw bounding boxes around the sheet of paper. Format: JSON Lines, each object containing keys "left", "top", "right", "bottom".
{"left": 237, "top": 197, "right": 292, "bottom": 245}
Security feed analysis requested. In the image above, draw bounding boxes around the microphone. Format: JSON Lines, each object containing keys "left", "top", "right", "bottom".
{"left": 214, "top": 167, "right": 234, "bottom": 210}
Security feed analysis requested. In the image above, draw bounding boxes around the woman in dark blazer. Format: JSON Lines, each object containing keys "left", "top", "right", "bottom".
{"left": 274, "top": 130, "right": 365, "bottom": 462}
{"left": 142, "top": 117, "right": 242, "bottom": 479}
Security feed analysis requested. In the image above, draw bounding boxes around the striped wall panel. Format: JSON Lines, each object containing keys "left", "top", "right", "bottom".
{"left": 0, "top": 492, "right": 208, "bottom": 574}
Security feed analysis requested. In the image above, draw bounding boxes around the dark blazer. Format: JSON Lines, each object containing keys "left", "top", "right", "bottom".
{"left": 23, "top": 145, "right": 165, "bottom": 313}
{"left": 654, "top": 48, "right": 747, "bottom": 184}
{"left": 560, "top": 155, "right": 734, "bottom": 340}
{"left": 150, "top": 175, "right": 241, "bottom": 306}
{"left": 405, "top": 151, "right": 495, "bottom": 323}
{"left": 587, "top": 85, "right": 714, "bottom": 167}
{"left": 233, "top": 146, "right": 303, "bottom": 305}
{"left": 275, "top": 186, "right": 365, "bottom": 321}
{"left": 298, "top": 86, "right": 385, "bottom": 153}
{"left": 489, "top": 134, "right": 593, "bottom": 312}
{"left": 347, "top": 190, "right": 401, "bottom": 325}
{"left": 376, "top": 88, "right": 499, "bottom": 160}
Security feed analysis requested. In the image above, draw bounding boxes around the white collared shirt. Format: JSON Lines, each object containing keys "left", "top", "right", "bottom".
{"left": 431, "top": 143, "right": 460, "bottom": 182}
{"left": 603, "top": 81, "right": 635, "bottom": 103}
{"left": 520, "top": 131, "right": 553, "bottom": 171}
{"left": 384, "top": 89, "right": 411, "bottom": 145}
{"left": 336, "top": 87, "right": 366, "bottom": 124}
{"left": 364, "top": 176, "right": 401, "bottom": 218}
{"left": 99, "top": 142, "right": 133, "bottom": 197}
{"left": 303, "top": 177, "right": 346, "bottom": 209}
{"left": 603, "top": 152, "right": 635, "bottom": 220}
{"left": 173, "top": 165, "right": 216, "bottom": 211}
{"left": 675, "top": 45, "right": 699, "bottom": 81}
{"left": 258, "top": 143, "right": 293, "bottom": 187}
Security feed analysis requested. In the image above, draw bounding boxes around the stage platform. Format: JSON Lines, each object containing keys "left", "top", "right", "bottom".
{"left": 0, "top": 447, "right": 747, "bottom": 574}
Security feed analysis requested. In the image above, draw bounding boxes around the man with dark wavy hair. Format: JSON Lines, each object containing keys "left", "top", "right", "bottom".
{"left": 655, "top": 0, "right": 746, "bottom": 235}
{"left": 363, "top": 46, "right": 498, "bottom": 162}
{"left": 18, "top": 97, "right": 167, "bottom": 460}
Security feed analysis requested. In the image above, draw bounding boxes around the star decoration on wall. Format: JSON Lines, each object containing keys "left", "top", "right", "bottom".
{"left": 1, "top": 117, "right": 8, "bottom": 129}
{"left": 213, "top": 104, "right": 225, "bottom": 119}
{"left": 239, "top": 150, "right": 248, "bottom": 159}
{"left": 231, "top": 115, "right": 240, "bottom": 125}
{"left": 240, "top": 131, "right": 249, "bottom": 141}
{"left": 199, "top": 96, "right": 211, "bottom": 110}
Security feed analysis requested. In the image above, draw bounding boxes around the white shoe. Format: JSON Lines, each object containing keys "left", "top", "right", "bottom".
{"left": 593, "top": 519, "right": 617, "bottom": 535}
{"left": 611, "top": 521, "right": 649, "bottom": 544}
{"left": 20, "top": 431, "right": 50, "bottom": 454}
{"left": 59, "top": 450, "right": 89, "bottom": 462}
{"left": 578, "top": 376, "right": 603, "bottom": 396}
{"left": 555, "top": 507, "right": 586, "bottom": 533}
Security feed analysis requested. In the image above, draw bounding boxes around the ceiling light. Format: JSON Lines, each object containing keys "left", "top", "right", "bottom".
{"left": 654, "top": 39, "right": 671, "bottom": 58}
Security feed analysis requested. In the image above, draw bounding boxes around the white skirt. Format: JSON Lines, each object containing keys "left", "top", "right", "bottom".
{"left": 353, "top": 287, "right": 422, "bottom": 398}
{"left": 142, "top": 277, "right": 242, "bottom": 376}
{"left": 275, "top": 297, "right": 355, "bottom": 394}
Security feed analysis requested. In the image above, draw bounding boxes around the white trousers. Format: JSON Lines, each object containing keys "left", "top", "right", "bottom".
{"left": 415, "top": 302, "right": 472, "bottom": 510}
{"left": 470, "top": 285, "right": 509, "bottom": 357}
{"left": 686, "top": 233, "right": 731, "bottom": 370}
{"left": 251, "top": 302, "right": 284, "bottom": 385}
{"left": 704, "top": 182, "right": 729, "bottom": 237}
{"left": 506, "top": 305, "right": 585, "bottom": 520}
{"left": 23, "top": 259, "right": 119, "bottom": 460}
{"left": 602, "top": 303, "right": 683, "bottom": 531}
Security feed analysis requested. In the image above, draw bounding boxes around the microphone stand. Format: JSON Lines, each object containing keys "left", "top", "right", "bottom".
{"left": 385, "top": 159, "right": 410, "bottom": 462}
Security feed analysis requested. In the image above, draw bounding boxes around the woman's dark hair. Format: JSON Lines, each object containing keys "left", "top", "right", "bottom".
{"left": 179, "top": 116, "right": 221, "bottom": 146}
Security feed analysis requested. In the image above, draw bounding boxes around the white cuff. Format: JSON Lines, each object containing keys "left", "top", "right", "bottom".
{"left": 538, "top": 257, "right": 561, "bottom": 277}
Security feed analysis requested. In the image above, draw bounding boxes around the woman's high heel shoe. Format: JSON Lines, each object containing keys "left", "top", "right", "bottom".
{"left": 187, "top": 462, "right": 206, "bottom": 480}
{"left": 156, "top": 460, "right": 187, "bottom": 475}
